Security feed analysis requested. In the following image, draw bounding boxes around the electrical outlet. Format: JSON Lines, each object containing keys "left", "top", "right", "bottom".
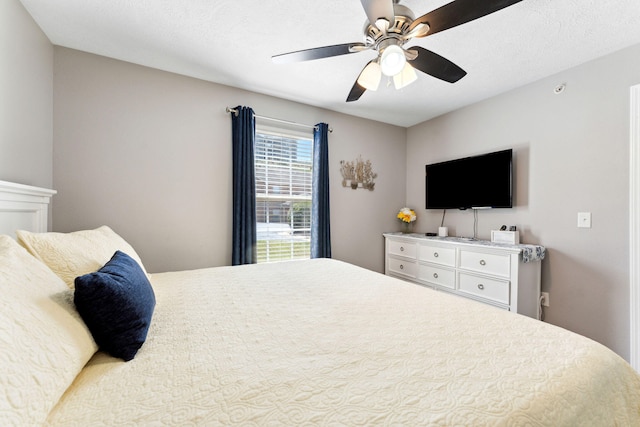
{"left": 540, "top": 292, "right": 550, "bottom": 307}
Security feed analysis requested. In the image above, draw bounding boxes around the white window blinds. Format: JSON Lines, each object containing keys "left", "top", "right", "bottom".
{"left": 255, "top": 127, "right": 312, "bottom": 263}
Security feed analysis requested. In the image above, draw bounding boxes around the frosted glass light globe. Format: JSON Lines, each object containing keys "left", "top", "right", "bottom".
{"left": 380, "top": 45, "right": 406, "bottom": 77}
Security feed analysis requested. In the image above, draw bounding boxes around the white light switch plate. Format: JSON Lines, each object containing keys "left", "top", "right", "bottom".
{"left": 577, "top": 212, "right": 592, "bottom": 228}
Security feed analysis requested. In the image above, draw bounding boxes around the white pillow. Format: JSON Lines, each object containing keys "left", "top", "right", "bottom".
{"left": 16, "top": 226, "right": 147, "bottom": 289}
{"left": 0, "top": 235, "right": 98, "bottom": 425}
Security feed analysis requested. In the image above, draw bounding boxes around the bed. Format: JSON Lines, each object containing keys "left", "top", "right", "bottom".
{"left": 2, "top": 180, "right": 640, "bottom": 426}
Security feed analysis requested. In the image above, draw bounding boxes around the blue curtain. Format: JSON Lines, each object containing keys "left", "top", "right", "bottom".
{"left": 231, "top": 106, "right": 257, "bottom": 265}
{"left": 311, "top": 123, "right": 331, "bottom": 258}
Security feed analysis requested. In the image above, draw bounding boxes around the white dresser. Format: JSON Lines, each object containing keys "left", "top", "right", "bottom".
{"left": 384, "top": 232, "right": 544, "bottom": 319}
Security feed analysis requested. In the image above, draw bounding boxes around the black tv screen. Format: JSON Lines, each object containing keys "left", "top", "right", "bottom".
{"left": 425, "top": 149, "right": 513, "bottom": 210}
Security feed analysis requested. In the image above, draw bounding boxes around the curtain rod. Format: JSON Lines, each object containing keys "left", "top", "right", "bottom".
{"left": 225, "top": 107, "right": 333, "bottom": 133}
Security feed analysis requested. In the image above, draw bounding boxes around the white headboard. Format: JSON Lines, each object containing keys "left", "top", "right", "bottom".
{"left": 0, "top": 180, "right": 57, "bottom": 237}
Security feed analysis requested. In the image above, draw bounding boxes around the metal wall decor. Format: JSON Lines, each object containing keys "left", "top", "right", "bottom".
{"left": 340, "top": 155, "right": 377, "bottom": 191}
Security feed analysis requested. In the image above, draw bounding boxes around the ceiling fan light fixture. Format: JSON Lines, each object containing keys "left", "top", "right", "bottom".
{"left": 357, "top": 61, "right": 382, "bottom": 91}
{"left": 380, "top": 44, "right": 406, "bottom": 77}
{"left": 393, "top": 62, "right": 417, "bottom": 89}
{"left": 274, "top": 0, "right": 521, "bottom": 102}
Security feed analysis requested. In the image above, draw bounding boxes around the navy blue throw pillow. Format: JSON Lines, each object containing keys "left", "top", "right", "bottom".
{"left": 74, "top": 250, "right": 155, "bottom": 361}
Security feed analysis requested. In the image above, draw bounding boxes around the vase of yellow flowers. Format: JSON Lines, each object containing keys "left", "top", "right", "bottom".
{"left": 397, "top": 207, "right": 417, "bottom": 233}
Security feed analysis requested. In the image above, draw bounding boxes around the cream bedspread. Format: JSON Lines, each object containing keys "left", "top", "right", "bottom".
{"left": 47, "top": 259, "right": 640, "bottom": 425}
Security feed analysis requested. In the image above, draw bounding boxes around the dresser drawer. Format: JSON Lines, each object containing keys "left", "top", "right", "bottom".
{"left": 388, "top": 257, "right": 417, "bottom": 278}
{"left": 458, "top": 272, "right": 510, "bottom": 304}
{"left": 459, "top": 250, "right": 510, "bottom": 278}
{"left": 418, "top": 264, "right": 455, "bottom": 289}
{"left": 418, "top": 245, "right": 456, "bottom": 266}
{"left": 388, "top": 239, "right": 417, "bottom": 259}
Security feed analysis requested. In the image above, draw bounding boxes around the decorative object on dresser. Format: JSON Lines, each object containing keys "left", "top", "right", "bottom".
{"left": 396, "top": 207, "right": 416, "bottom": 233}
{"left": 438, "top": 209, "right": 448, "bottom": 236}
{"left": 491, "top": 229, "right": 520, "bottom": 244}
{"left": 384, "top": 232, "right": 545, "bottom": 319}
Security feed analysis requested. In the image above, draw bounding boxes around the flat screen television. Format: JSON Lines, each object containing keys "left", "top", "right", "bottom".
{"left": 425, "top": 149, "right": 513, "bottom": 210}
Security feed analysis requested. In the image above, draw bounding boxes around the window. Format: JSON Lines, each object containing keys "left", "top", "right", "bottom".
{"left": 255, "top": 124, "right": 313, "bottom": 263}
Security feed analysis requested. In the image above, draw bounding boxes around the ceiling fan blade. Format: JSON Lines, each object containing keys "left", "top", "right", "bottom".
{"left": 408, "top": 0, "right": 523, "bottom": 38}
{"left": 272, "top": 43, "right": 367, "bottom": 64}
{"left": 408, "top": 47, "right": 467, "bottom": 83}
{"left": 360, "top": 0, "right": 395, "bottom": 25}
{"left": 346, "top": 81, "right": 366, "bottom": 102}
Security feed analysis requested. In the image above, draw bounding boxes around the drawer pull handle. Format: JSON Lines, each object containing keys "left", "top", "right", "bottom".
{"left": 433, "top": 273, "right": 439, "bottom": 279}
{"left": 400, "top": 264, "right": 404, "bottom": 270}
{"left": 434, "top": 252, "right": 439, "bottom": 258}
{"left": 477, "top": 284, "right": 485, "bottom": 290}
{"left": 400, "top": 246, "right": 405, "bottom": 252}
{"left": 479, "top": 259, "right": 486, "bottom": 266}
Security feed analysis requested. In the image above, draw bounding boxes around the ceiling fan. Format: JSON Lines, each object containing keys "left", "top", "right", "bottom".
{"left": 272, "top": 0, "right": 523, "bottom": 102}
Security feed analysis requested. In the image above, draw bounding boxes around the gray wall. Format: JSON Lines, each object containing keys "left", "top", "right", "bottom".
{"left": 52, "top": 47, "right": 406, "bottom": 273}
{"left": 406, "top": 44, "right": 640, "bottom": 360}
{"left": 0, "top": 0, "right": 53, "bottom": 188}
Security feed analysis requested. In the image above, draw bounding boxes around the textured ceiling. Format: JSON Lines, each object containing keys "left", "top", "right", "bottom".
{"left": 19, "top": 0, "right": 640, "bottom": 127}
